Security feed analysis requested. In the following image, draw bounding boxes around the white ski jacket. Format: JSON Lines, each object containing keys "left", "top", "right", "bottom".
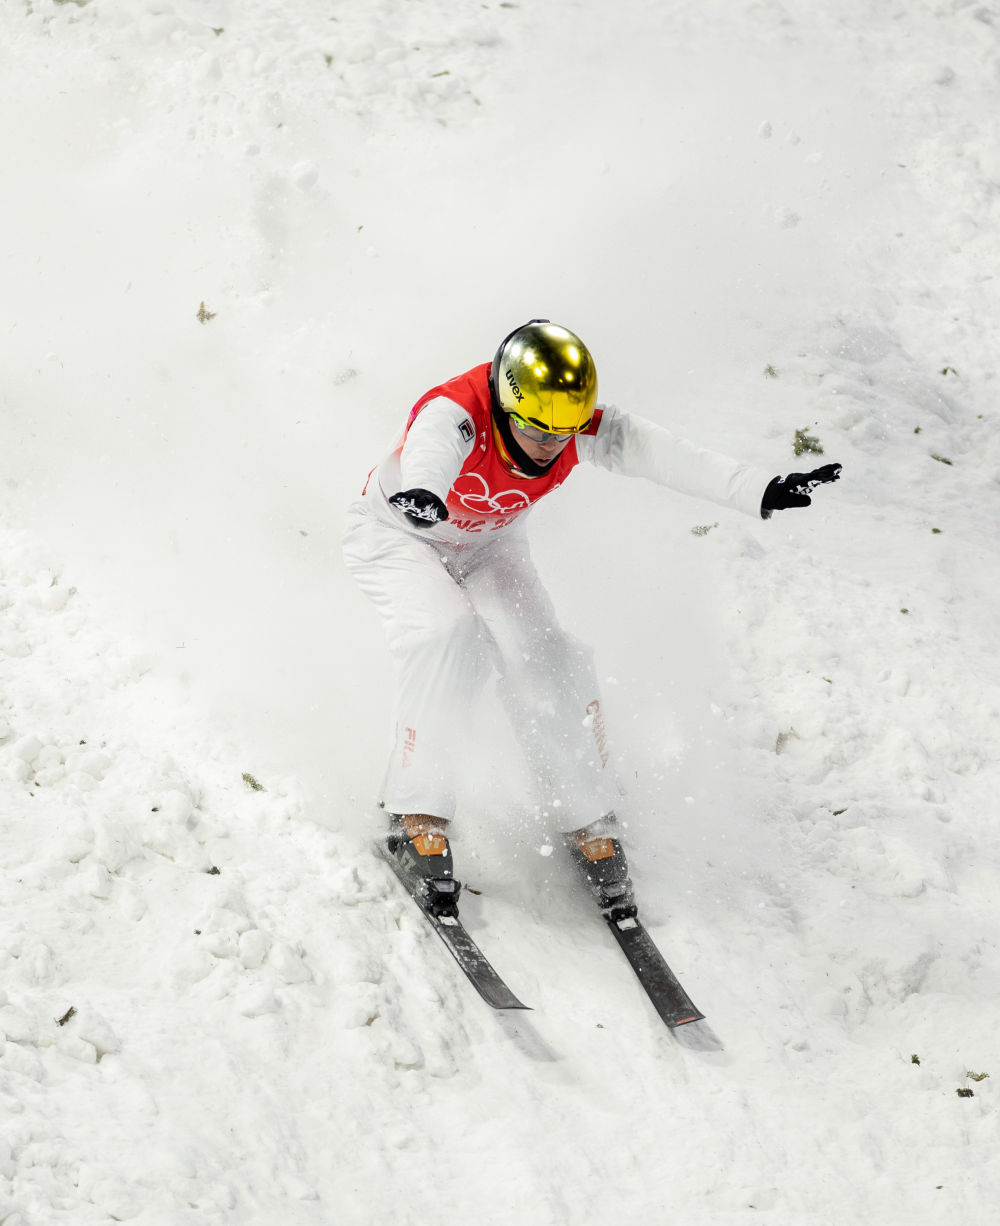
{"left": 360, "top": 365, "right": 775, "bottom": 547}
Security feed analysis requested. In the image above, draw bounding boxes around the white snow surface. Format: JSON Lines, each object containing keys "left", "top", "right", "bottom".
{"left": 2, "top": 0, "right": 1000, "bottom": 1222}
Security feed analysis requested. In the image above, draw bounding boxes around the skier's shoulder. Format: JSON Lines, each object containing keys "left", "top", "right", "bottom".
{"left": 409, "top": 364, "right": 491, "bottom": 439}
{"left": 575, "top": 402, "right": 640, "bottom": 459}
{"left": 413, "top": 394, "right": 475, "bottom": 427}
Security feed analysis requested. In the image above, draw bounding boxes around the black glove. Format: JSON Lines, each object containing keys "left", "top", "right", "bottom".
{"left": 388, "top": 488, "right": 449, "bottom": 529}
{"left": 761, "top": 463, "right": 842, "bottom": 519}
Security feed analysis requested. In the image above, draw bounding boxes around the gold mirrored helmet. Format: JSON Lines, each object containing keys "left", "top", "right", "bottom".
{"left": 490, "top": 320, "right": 598, "bottom": 434}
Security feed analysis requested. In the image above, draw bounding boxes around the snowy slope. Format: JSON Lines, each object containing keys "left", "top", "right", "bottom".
{"left": 3, "top": 0, "right": 1000, "bottom": 1222}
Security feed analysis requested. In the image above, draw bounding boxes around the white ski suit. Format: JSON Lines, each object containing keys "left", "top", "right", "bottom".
{"left": 342, "top": 363, "right": 773, "bottom": 828}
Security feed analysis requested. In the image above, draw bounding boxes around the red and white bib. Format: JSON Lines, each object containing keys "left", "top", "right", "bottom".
{"left": 405, "top": 364, "right": 601, "bottom": 534}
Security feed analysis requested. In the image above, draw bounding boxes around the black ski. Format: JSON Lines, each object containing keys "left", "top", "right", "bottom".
{"left": 376, "top": 840, "right": 530, "bottom": 1012}
{"left": 565, "top": 831, "right": 706, "bottom": 1031}
{"left": 602, "top": 911, "right": 705, "bottom": 1029}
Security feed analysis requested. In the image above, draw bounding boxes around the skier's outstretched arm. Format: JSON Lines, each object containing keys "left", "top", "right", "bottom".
{"left": 579, "top": 405, "right": 842, "bottom": 519}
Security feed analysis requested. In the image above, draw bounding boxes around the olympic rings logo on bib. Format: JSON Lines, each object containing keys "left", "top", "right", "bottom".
{"left": 452, "top": 474, "right": 532, "bottom": 516}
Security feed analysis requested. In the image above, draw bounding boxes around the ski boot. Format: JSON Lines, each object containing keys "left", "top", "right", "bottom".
{"left": 567, "top": 814, "right": 638, "bottom": 922}
{"left": 386, "top": 813, "right": 462, "bottom": 919}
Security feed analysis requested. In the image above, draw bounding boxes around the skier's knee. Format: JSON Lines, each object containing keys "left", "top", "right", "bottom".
{"left": 516, "top": 625, "right": 591, "bottom": 676}
{"left": 407, "top": 602, "right": 481, "bottom": 656}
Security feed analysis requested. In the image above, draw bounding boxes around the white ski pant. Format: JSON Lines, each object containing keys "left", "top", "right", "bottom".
{"left": 342, "top": 506, "right": 619, "bottom": 827}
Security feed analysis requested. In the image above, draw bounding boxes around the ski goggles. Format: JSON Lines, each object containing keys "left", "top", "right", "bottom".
{"left": 509, "top": 411, "right": 588, "bottom": 445}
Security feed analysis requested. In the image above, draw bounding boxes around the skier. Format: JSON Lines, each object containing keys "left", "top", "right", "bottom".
{"left": 343, "top": 320, "right": 840, "bottom": 920}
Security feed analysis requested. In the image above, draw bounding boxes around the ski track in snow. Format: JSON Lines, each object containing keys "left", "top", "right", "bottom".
{"left": 3, "top": 0, "right": 1000, "bottom": 1222}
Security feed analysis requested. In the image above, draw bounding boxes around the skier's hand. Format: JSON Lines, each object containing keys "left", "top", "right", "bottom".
{"left": 761, "top": 463, "right": 842, "bottom": 519}
{"left": 388, "top": 488, "right": 449, "bottom": 528}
